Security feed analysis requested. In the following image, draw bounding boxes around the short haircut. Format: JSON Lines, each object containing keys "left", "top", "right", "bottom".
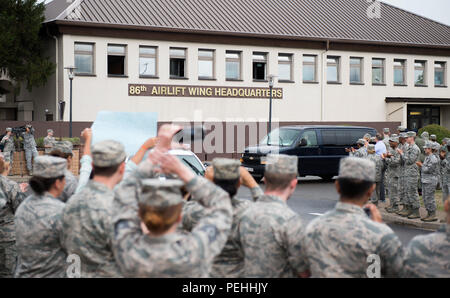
{"left": 264, "top": 172, "right": 297, "bottom": 191}
{"left": 92, "top": 163, "right": 122, "bottom": 177}
{"left": 213, "top": 178, "right": 240, "bottom": 198}
{"left": 0, "top": 159, "right": 9, "bottom": 173}
{"left": 376, "top": 133, "right": 383, "bottom": 141}
{"left": 337, "top": 178, "right": 374, "bottom": 200}
{"left": 139, "top": 203, "right": 183, "bottom": 235}
{"left": 50, "top": 149, "right": 73, "bottom": 160}
{"left": 29, "top": 175, "right": 65, "bottom": 196}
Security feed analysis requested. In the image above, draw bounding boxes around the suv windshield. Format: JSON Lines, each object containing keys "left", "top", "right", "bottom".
{"left": 260, "top": 128, "right": 301, "bottom": 147}
{"left": 175, "top": 155, "right": 205, "bottom": 176}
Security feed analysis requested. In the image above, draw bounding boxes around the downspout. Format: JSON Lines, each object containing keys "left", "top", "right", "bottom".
{"left": 320, "top": 40, "right": 330, "bottom": 121}
{"left": 52, "top": 34, "right": 59, "bottom": 122}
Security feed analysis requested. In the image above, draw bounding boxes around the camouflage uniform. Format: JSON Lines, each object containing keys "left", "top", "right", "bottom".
{"left": 400, "top": 134, "right": 421, "bottom": 213}
{"left": 385, "top": 139, "right": 402, "bottom": 209}
{"left": 112, "top": 159, "right": 232, "bottom": 278}
{"left": 44, "top": 130, "right": 56, "bottom": 154}
{"left": 397, "top": 133, "right": 408, "bottom": 207}
{"left": 441, "top": 147, "right": 450, "bottom": 202}
{"left": 0, "top": 175, "right": 26, "bottom": 277}
{"left": 365, "top": 145, "right": 384, "bottom": 204}
{"left": 14, "top": 156, "right": 68, "bottom": 278}
{"left": 303, "top": 157, "right": 404, "bottom": 277}
{"left": 62, "top": 140, "right": 126, "bottom": 277}
{"left": 421, "top": 143, "right": 440, "bottom": 215}
{"left": 350, "top": 140, "right": 368, "bottom": 158}
{"left": 21, "top": 126, "right": 39, "bottom": 174}
{"left": 52, "top": 141, "right": 78, "bottom": 202}
{"left": 238, "top": 154, "right": 307, "bottom": 278}
{"left": 402, "top": 224, "right": 450, "bottom": 278}
{"left": 1, "top": 129, "right": 15, "bottom": 165}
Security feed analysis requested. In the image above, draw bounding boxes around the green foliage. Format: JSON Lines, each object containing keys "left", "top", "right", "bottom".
{"left": 35, "top": 137, "right": 81, "bottom": 148}
{"left": 36, "top": 136, "right": 44, "bottom": 148}
{"left": 0, "top": 0, "right": 55, "bottom": 92}
{"left": 418, "top": 125, "right": 450, "bottom": 144}
{"left": 61, "top": 138, "right": 81, "bottom": 146}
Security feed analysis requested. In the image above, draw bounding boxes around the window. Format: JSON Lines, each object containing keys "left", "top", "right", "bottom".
{"left": 300, "top": 130, "right": 318, "bottom": 147}
{"left": 198, "top": 49, "right": 215, "bottom": 79}
{"left": 253, "top": 52, "right": 267, "bottom": 81}
{"left": 139, "top": 46, "right": 157, "bottom": 77}
{"left": 415, "top": 60, "right": 427, "bottom": 86}
{"left": 327, "top": 56, "right": 340, "bottom": 83}
{"left": 372, "top": 58, "right": 385, "bottom": 84}
{"left": 107, "top": 44, "right": 126, "bottom": 76}
{"left": 435, "top": 62, "right": 446, "bottom": 86}
{"left": 394, "top": 59, "right": 406, "bottom": 85}
{"left": 303, "top": 55, "right": 317, "bottom": 82}
{"left": 74, "top": 43, "right": 94, "bottom": 74}
{"left": 278, "top": 54, "right": 293, "bottom": 81}
{"left": 350, "top": 57, "right": 363, "bottom": 83}
{"left": 170, "top": 48, "right": 187, "bottom": 78}
{"left": 226, "top": 51, "right": 241, "bottom": 80}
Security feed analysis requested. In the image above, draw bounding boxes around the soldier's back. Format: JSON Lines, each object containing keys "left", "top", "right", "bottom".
{"left": 62, "top": 180, "right": 122, "bottom": 278}
{"left": 211, "top": 197, "right": 252, "bottom": 278}
{"left": 238, "top": 195, "right": 305, "bottom": 278}
{"left": 303, "top": 202, "right": 403, "bottom": 278}
{"left": 15, "top": 194, "right": 67, "bottom": 278}
{"left": 0, "top": 176, "right": 26, "bottom": 242}
{"left": 402, "top": 224, "right": 450, "bottom": 278}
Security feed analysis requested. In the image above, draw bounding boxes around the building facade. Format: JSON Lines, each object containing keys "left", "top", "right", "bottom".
{"left": 2, "top": 0, "right": 450, "bottom": 131}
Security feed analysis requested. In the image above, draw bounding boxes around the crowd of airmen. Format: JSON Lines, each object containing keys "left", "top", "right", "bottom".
{"left": 349, "top": 126, "right": 449, "bottom": 223}
{"left": 0, "top": 124, "right": 449, "bottom": 278}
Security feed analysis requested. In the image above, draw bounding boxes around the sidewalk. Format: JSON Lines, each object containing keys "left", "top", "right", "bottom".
{"left": 378, "top": 200, "right": 444, "bottom": 231}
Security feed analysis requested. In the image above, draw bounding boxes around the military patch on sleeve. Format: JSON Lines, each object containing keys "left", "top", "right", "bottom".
{"left": 199, "top": 224, "right": 218, "bottom": 243}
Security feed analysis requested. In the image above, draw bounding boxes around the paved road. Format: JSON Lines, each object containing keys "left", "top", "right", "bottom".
{"left": 237, "top": 176, "right": 432, "bottom": 245}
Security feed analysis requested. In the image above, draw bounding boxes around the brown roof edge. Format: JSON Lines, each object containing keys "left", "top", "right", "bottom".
{"left": 386, "top": 98, "right": 450, "bottom": 103}
{"left": 51, "top": 20, "right": 450, "bottom": 51}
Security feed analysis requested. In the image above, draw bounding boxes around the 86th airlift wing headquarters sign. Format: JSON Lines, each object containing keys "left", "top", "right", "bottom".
{"left": 128, "top": 84, "right": 283, "bottom": 99}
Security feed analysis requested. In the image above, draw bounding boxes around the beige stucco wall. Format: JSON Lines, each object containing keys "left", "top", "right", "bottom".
{"left": 28, "top": 34, "right": 450, "bottom": 125}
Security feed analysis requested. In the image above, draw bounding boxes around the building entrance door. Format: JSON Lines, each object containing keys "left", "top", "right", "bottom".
{"left": 407, "top": 105, "right": 440, "bottom": 131}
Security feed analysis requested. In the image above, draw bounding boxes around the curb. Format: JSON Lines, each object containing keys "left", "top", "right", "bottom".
{"left": 380, "top": 210, "right": 441, "bottom": 231}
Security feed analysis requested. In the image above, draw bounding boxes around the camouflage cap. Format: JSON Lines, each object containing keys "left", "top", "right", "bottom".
{"left": 399, "top": 132, "right": 408, "bottom": 139}
{"left": 430, "top": 134, "right": 437, "bottom": 141}
{"left": 442, "top": 138, "right": 449, "bottom": 144}
{"left": 383, "top": 128, "right": 390, "bottom": 133}
{"left": 33, "top": 156, "right": 67, "bottom": 178}
{"left": 91, "top": 140, "right": 126, "bottom": 167}
{"left": 6, "top": 128, "right": 12, "bottom": 132}
{"left": 26, "top": 124, "right": 32, "bottom": 129}
{"left": 53, "top": 141, "right": 73, "bottom": 155}
{"left": 139, "top": 179, "right": 184, "bottom": 207}
{"left": 432, "top": 142, "right": 441, "bottom": 151}
{"left": 356, "top": 139, "right": 366, "bottom": 145}
{"left": 391, "top": 134, "right": 398, "bottom": 138}
{"left": 370, "top": 137, "right": 377, "bottom": 143}
{"left": 423, "top": 141, "right": 433, "bottom": 149}
{"left": 389, "top": 136, "right": 399, "bottom": 143}
{"left": 47, "top": 129, "right": 54, "bottom": 134}
{"left": 397, "top": 126, "right": 407, "bottom": 132}
{"left": 367, "top": 144, "right": 376, "bottom": 152}
{"left": 421, "top": 131, "right": 429, "bottom": 139}
{"left": 212, "top": 158, "right": 240, "bottom": 180}
{"left": 338, "top": 157, "right": 375, "bottom": 182}
{"left": 363, "top": 133, "right": 371, "bottom": 140}
{"left": 407, "top": 131, "right": 417, "bottom": 138}
{"left": 265, "top": 154, "right": 298, "bottom": 175}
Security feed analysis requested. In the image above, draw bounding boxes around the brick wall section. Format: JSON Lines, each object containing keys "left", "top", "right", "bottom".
{"left": 2, "top": 121, "right": 400, "bottom": 166}
{"left": 10, "top": 149, "right": 80, "bottom": 177}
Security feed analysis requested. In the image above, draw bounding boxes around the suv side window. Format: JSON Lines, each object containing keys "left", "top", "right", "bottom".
{"left": 300, "top": 130, "right": 318, "bottom": 147}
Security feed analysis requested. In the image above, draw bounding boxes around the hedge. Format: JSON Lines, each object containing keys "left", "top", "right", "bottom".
{"left": 418, "top": 125, "right": 450, "bottom": 144}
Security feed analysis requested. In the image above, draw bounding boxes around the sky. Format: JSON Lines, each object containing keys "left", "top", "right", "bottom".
{"left": 38, "top": 0, "right": 450, "bottom": 26}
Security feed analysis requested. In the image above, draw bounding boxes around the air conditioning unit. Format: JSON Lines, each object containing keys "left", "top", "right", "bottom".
{"left": 0, "top": 94, "right": 6, "bottom": 103}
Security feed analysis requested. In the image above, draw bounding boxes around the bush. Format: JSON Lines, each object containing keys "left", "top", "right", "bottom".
{"left": 35, "top": 137, "right": 80, "bottom": 149}
{"left": 418, "top": 125, "right": 450, "bottom": 143}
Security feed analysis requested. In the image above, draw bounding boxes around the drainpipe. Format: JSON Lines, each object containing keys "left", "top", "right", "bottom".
{"left": 52, "top": 34, "right": 59, "bottom": 122}
{"left": 320, "top": 41, "right": 330, "bottom": 121}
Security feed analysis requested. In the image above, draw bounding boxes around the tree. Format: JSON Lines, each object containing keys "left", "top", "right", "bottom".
{"left": 0, "top": 0, "right": 55, "bottom": 92}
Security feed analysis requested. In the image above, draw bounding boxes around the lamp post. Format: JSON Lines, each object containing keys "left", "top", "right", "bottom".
{"left": 268, "top": 74, "right": 276, "bottom": 135}
{"left": 64, "top": 66, "right": 76, "bottom": 138}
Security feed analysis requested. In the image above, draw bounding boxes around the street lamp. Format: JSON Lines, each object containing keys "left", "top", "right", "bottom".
{"left": 64, "top": 66, "right": 76, "bottom": 137}
{"left": 268, "top": 74, "right": 276, "bottom": 135}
